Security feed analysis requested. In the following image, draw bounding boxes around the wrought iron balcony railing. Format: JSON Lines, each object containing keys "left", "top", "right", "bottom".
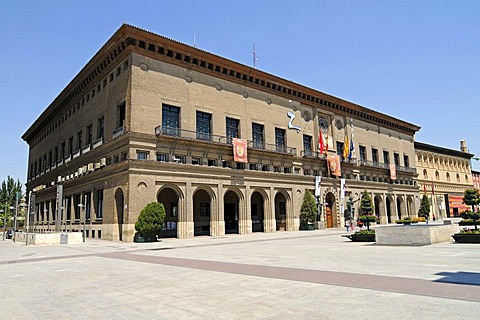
{"left": 155, "top": 126, "right": 296, "bottom": 155}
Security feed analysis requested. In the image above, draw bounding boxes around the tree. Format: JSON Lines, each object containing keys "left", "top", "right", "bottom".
{"left": 418, "top": 194, "right": 431, "bottom": 218}
{"left": 359, "top": 190, "right": 375, "bottom": 231}
{"left": 461, "top": 189, "right": 480, "bottom": 231}
{"left": 0, "top": 176, "right": 23, "bottom": 229}
{"left": 135, "top": 202, "right": 166, "bottom": 241}
{"left": 463, "top": 188, "right": 480, "bottom": 212}
{"left": 300, "top": 189, "right": 317, "bottom": 229}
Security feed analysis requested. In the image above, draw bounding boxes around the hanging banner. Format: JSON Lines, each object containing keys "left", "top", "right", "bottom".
{"left": 340, "top": 178, "right": 346, "bottom": 199}
{"left": 233, "top": 138, "right": 248, "bottom": 163}
{"left": 389, "top": 164, "right": 397, "bottom": 180}
{"left": 327, "top": 154, "right": 342, "bottom": 177}
{"left": 315, "top": 176, "right": 322, "bottom": 197}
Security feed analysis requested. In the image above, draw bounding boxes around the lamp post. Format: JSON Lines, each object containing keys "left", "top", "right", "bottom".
{"left": 78, "top": 203, "right": 85, "bottom": 242}
{"left": 1, "top": 205, "right": 5, "bottom": 241}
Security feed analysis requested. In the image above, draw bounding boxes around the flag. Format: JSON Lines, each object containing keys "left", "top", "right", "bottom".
{"left": 343, "top": 133, "right": 349, "bottom": 158}
{"left": 389, "top": 164, "right": 397, "bottom": 180}
{"left": 318, "top": 130, "right": 325, "bottom": 154}
{"left": 324, "top": 132, "right": 329, "bottom": 154}
{"left": 349, "top": 119, "right": 355, "bottom": 160}
{"left": 431, "top": 181, "right": 435, "bottom": 196}
{"left": 233, "top": 138, "right": 248, "bottom": 163}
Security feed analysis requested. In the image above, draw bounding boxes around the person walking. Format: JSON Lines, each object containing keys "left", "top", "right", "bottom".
{"left": 345, "top": 220, "right": 350, "bottom": 232}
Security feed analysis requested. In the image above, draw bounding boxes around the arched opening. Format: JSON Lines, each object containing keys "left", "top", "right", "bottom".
{"left": 374, "top": 195, "right": 384, "bottom": 224}
{"left": 114, "top": 188, "right": 124, "bottom": 241}
{"left": 224, "top": 190, "right": 239, "bottom": 234}
{"left": 251, "top": 191, "right": 265, "bottom": 232}
{"left": 193, "top": 189, "right": 211, "bottom": 236}
{"left": 396, "top": 196, "right": 405, "bottom": 219}
{"left": 275, "top": 192, "right": 287, "bottom": 231}
{"left": 406, "top": 196, "right": 415, "bottom": 216}
{"left": 157, "top": 187, "right": 180, "bottom": 238}
{"left": 325, "top": 192, "right": 336, "bottom": 228}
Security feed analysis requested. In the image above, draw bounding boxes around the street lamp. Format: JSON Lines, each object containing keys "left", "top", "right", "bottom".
{"left": 78, "top": 203, "right": 85, "bottom": 242}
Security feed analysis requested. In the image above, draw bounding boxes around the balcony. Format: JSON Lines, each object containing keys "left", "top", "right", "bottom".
{"left": 396, "top": 165, "right": 417, "bottom": 174}
{"left": 155, "top": 125, "right": 296, "bottom": 155}
{"left": 93, "top": 137, "right": 103, "bottom": 149}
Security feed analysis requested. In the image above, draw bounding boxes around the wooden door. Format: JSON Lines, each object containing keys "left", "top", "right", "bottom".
{"left": 326, "top": 206, "right": 333, "bottom": 228}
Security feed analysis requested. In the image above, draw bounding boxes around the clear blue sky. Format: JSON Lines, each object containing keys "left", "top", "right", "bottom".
{"left": 1, "top": 0, "right": 479, "bottom": 184}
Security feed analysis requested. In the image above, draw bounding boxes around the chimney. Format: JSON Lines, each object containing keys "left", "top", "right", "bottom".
{"left": 460, "top": 140, "right": 468, "bottom": 153}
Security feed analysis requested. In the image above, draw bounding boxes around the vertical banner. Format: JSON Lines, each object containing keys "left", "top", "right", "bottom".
{"left": 340, "top": 178, "right": 346, "bottom": 200}
{"left": 232, "top": 138, "right": 248, "bottom": 163}
{"left": 315, "top": 176, "right": 322, "bottom": 198}
{"left": 327, "top": 154, "right": 342, "bottom": 177}
{"left": 389, "top": 164, "right": 397, "bottom": 180}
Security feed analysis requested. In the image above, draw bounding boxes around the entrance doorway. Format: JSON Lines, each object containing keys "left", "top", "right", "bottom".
{"left": 275, "top": 193, "right": 287, "bottom": 231}
{"left": 251, "top": 191, "right": 265, "bottom": 232}
{"left": 325, "top": 192, "right": 335, "bottom": 228}
{"left": 224, "top": 190, "right": 239, "bottom": 234}
{"left": 193, "top": 189, "right": 211, "bottom": 236}
{"left": 157, "top": 187, "right": 179, "bottom": 238}
{"left": 115, "top": 188, "right": 124, "bottom": 241}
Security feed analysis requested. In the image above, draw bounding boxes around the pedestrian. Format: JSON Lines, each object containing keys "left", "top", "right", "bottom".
{"left": 350, "top": 220, "right": 354, "bottom": 231}
{"left": 433, "top": 214, "right": 436, "bottom": 221}
{"left": 345, "top": 220, "right": 350, "bottom": 232}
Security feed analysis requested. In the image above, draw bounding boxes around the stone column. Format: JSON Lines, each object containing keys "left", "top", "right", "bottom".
{"left": 239, "top": 186, "right": 252, "bottom": 235}
{"left": 178, "top": 182, "right": 194, "bottom": 239}
{"left": 211, "top": 184, "right": 225, "bottom": 237}
{"left": 264, "top": 187, "right": 276, "bottom": 233}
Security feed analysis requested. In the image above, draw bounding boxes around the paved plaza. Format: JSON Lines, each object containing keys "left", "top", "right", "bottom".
{"left": 1, "top": 228, "right": 480, "bottom": 319}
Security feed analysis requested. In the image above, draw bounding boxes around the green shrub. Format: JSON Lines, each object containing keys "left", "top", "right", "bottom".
{"left": 459, "top": 229, "right": 480, "bottom": 235}
{"left": 413, "top": 217, "right": 425, "bottom": 223}
{"left": 395, "top": 217, "right": 418, "bottom": 224}
{"left": 300, "top": 189, "right": 317, "bottom": 229}
{"left": 135, "top": 202, "right": 166, "bottom": 238}
{"left": 459, "top": 219, "right": 475, "bottom": 226}
{"left": 354, "top": 229, "right": 375, "bottom": 235}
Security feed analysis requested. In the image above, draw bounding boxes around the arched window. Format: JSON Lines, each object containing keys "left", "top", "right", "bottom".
{"left": 456, "top": 173, "right": 460, "bottom": 183}
{"left": 446, "top": 172, "right": 450, "bottom": 182}
{"left": 435, "top": 171, "right": 440, "bottom": 180}
{"left": 423, "top": 169, "right": 428, "bottom": 179}
{"left": 466, "top": 175, "right": 469, "bottom": 182}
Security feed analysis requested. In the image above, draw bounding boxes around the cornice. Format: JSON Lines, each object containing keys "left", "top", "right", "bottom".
{"left": 23, "top": 23, "right": 421, "bottom": 143}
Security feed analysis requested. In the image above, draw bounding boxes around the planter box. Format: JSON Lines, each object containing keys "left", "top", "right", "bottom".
{"left": 347, "top": 233, "right": 375, "bottom": 242}
{"left": 452, "top": 234, "right": 480, "bottom": 243}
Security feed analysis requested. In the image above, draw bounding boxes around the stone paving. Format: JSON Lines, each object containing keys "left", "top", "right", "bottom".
{"left": 1, "top": 228, "right": 480, "bottom": 319}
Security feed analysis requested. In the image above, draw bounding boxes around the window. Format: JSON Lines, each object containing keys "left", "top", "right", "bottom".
{"left": 262, "top": 165, "right": 269, "bottom": 171}
{"left": 96, "top": 189, "right": 103, "bottom": 219}
{"left": 446, "top": 172, "right": 451, "bottom": 181}
{"left": 86, "top": 124, "right": 93, "bottom": 147}
{"left": 97, "top": 116, "right": 104, "bottom": 140}
{"left": 208, "top": 159, "right": 217, "bottom": 166}
{"left": 192, "top": 157, "right": 202, "bottom": 165}
{"left": 162, "top": 104, "right": 180, "bottom": 136}
{"left": 249, "top": 163, "right": 258, "bottom": 170}
{"left": 54, "top": 147, "right": 58, "bottom": 164}
{"left": 303, "top": 135, "right": 312, "bottom": 156}
{"left": 423, "top": 169, "right": 428, "bottom": 179}
{"left": 48, "top": 151, "right": 53, "bottom": 168}
{"left": 196, "top": 111, "right": 212, "bottom": 140}
{"left": 372, "top": 148, "right": 379, "bottom": 163}
{"left": 117, "top": 102, "right": 126, "bottom": 129}
{"left": 383, "top": 150, "right": 389, "bottom": 164}
{"left": 222, "top": 160, "right": 231, "bottom": 168}
{"left": 136, "top": 151, "right": 149, "bottom": 160}
{"left": 435, "top": 171, "right": 440, "bottom": 180}
{"left": 61, "top": 141, "right": 66, "bottom": 160}
{"left": 226, "top": 117, "right": 239, "bottom": 143}
{"left": 85, "top": 192, "right": 91, "bottom": 220}
{"left": 65, "top": 196, "right": 71, "bottom": 220}
{"left": 200, "top": 203, "right": 210, "bottom": 216}
{"left": 359, "top": 146, "right": 367, "bottom": 161}
{"left": 394, "top": 153, "right": 400, "bottom": 166}
{"left": 336, "top": 141, "right": 344, "bottom": 158}
{"left": 76, "top": 131, "right": 82, "bottom": 152}
{"left": 156, "top": 153, "right": 168, "bottom": 162}
{"left": 74, "top": 194, "right": 81, "bottom": 220}
{"left": 252, "top": 123, "right": 264, "bottom": 149}
{"left": 403, "top": 155, "right": 409, "bottom": 168}
{"left": 275, "top": 128, "right": 286, "bottom": 152}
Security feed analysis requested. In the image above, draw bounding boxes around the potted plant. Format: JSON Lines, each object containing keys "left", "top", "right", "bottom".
{"left": 452, "top": 189, "right": 480, "bottom": 243}
{"left": 395, "top": 217, "right": 418, "bottom": 225}
{"left": 134, "top": 202, "right": 166, "bottom": 242}
{"left": 347, "top": 229, "right": 375, "bottom": 242}
{"left": 299, "top": 189, "right": 316, "bottom": 230}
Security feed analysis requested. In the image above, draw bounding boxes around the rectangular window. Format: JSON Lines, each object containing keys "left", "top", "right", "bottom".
{"left": 97, "top": 117, "right": 104, "bottom": 140}
{"left": 359, "top": 145, "right": 367, "bottom": 161}
{"left": 336, "top": 141, "right": 344, "bottom": 158}
{"left": 156, "top": 153, "right": 168, "bottom": 162}
{"left": 192, "top": 157, "right": 202, "bottom": 165}
{"left": 303, "top": 135, "right": 312, "bottom": 156}
{"left": 86, "top": 124, "right": 93, "bottom": 146}
{"left": 262, "top": 165, "right": 269, "bottom": 171}
{"left": 394, "top": 153, "right": 400, "bottom": 166}
{"left": 162, "top": 104, "right": 180, "bottom": 136}
{"left": 252, "top": 123, "right": 264, "bottom": 149}
{"left": 74, "top": 194, "right": 81, "bottom": 220}
{"left": 76, "top": 131, "right": 82, "bottom": 152}
{"left": 54, "top": 147, "right": 59, "bottom": 164}
{"left": 136, "top": 151, "right": 149, "bottom": 160}
{"left": 208, "top": 159, "right": 217, "bottom": 166}
{"left": 275, "top": 128, "right": 286, "bottom": 152}
{"left": 96, "top": 189, "right": 103, "bottom": 219}
{"left": 196, "top": 111, "right": 212, "bottom": 141}
{"left": 117, "top": 102, "right": 126, "bottom": 129}
{"left": 65, "top": 197, "right": 71, "bottom": 221}
{"left": 372, "top": 148, "right": 379, "bottom": 163}
{"left": 383, "top": 150, "right": 390, "bottom": 164}
{"left": 85, "top": 193, "right": 91, "bottom": 220}
{"left": 48, "top": 151, "right": 53, "bottom": 168}
{"left": 226, "top": 117, "right": 239, "bottom": 143}
{"left": 249, "top": 163, "right": 258, "bottom": 170}
{"left": 403, "top": 155, "right": 410, "bottom": 168}
{"left": 61, "top": 141, "right": 66, "bottom": 160}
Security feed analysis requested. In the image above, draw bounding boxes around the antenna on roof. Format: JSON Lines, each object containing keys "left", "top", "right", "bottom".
{"left": 253, "top": 34, "right": 258, "bottom": 68}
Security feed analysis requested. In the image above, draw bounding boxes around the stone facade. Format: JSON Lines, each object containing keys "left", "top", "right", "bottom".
{"left": 415, "top": 141, "right": 474, "bottom": 218}
{"left": 23, "top": 24, "right": 420, "bottom": 242}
